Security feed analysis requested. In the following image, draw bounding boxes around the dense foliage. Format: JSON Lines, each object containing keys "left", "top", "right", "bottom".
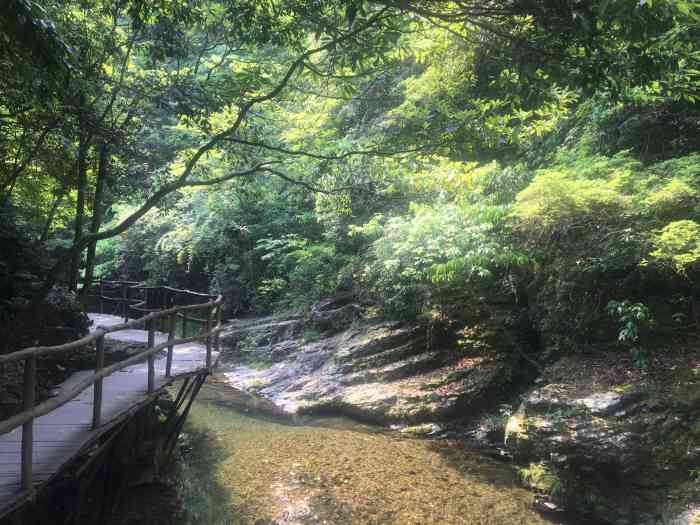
{"left": 2, "top": 0, "right": 700, "bottom": 357}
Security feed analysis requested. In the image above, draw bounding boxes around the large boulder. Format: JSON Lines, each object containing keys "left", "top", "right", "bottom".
{"left": 308, "top": 294, "right": 361, "bottom": 333}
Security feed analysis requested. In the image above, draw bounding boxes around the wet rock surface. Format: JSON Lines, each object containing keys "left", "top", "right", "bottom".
{"left": 503, "top": 351, "right": 700, "bottom": 525}
{"left": 219, "top": 309, "right": 518, "bottom": 426}
{"left": 218, "top": 302, "right": 700, "bottom": 524}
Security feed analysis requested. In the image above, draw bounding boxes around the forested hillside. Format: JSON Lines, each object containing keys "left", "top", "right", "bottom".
{"left": 1, "top": 2, "right": 700, "bottom": 522}
{"left": 4, "top": 0, "right": 700, "bottom": 354}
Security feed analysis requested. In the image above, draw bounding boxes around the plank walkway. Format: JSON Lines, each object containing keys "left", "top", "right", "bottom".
{"left": 0, "top": 313, "right": 217, "bottom": 517}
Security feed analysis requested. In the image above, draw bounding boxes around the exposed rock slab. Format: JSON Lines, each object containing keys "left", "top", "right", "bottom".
{"left": 219, "top": 313, "right": 515, "bottom": 425}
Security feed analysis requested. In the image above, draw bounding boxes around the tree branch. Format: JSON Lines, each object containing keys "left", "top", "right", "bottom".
{"left": 225, "top": 137, "right": 447, "bottom": 161}
{"left": 83, "top": 162, "right": 273, "bottom": 246}
{"left": 287, "top": 83, "right": 402, "bottom": 102}
{"left": 174, "top": 7, "right": 393, "bottom": 185}
{"left": 261, "top": 167, "right": 362, "bottom": 194}
{"left": 0, "top": 120, "right": 57, "bottom": 198}
{"left": 42, "top": 7, "right": 396, "bottom": 293}
{"left": 94, "top": 28, "right": 139, "bottom": 128}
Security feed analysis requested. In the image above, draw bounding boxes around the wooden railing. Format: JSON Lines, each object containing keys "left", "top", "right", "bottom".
{"left": 82, "top": 280, "right": 224, "bottom": 348}
{"left": 87, "top": 279, "right": 143, "bottom": 321}
{"left": 84, "top": 280, "right": 219, "bottom": 338}
{"left": 0, "top": 288, "right": 224, "bottom": 493}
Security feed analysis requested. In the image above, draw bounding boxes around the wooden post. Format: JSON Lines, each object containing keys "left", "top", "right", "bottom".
{"left": 122, "top": 283, "right": 128, "bottom": 322}
{"left": 99, "top": 279, "right": 104, "bottom": 314}
{"left": 156, "top": 289, "right": 162, "bottom": 331}
{"left": 147, "top": 320, "right": 155, "bottom": 393}
{"left": 160, "top": 289, "right": 168, "bottom": 331}
{"left": 166, "top": 313, "right": 175, "bottom": 378}
{"left": 205, "top": 304, "right": 212, "bottom": 369}
{"left": 172, "top": 377, "right": 192, "bottom": 412}
{"left": 182, "top": 311, "right": 188, "bottom": 338}
{"left": 214, "top": 303, "right": 222, "bottom": 354}
{"left": 92, "top": 335, "right": 105, "bottom": 429}
{"left": 167, "top": 291, "right": 175, "bottom": 332}
{"left": 21, "top": 355, "right": 36, "bottom": 491}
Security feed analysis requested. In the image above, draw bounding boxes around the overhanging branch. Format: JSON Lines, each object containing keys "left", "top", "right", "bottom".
{"left": 83, "top": 162, "right": 273, "bottom": 246}
{"left": 261, "top": 167, "right": 363, "bottom": 195}
{"left": 42, "top": 7, "right": 396, "bottom": 292}
{"left": 225, "top": 137, "right": 448, "bottom": 161}
{"left": 174, "top": 7, "right": 393, "bottom": 186}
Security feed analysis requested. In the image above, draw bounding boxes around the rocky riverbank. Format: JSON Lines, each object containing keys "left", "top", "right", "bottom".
{"left": 217, "top": 298, "right": 700, "bottom": 525}
{"left": 219, "top": 297, "right": 530, "bottom": 425}
{"left": 502, "top": 351, "right": 700, "bottom": 525}
{"left": 175, "top": 380, "right": 574, "bottom": 525}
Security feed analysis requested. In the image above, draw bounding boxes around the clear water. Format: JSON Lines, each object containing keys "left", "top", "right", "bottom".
{"left": 175, "top": 379, "right": 589, "bottom": 525}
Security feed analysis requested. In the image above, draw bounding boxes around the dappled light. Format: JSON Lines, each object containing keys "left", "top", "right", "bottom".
{"left": 1, "top": 1, "right": 699, "bottom": 524}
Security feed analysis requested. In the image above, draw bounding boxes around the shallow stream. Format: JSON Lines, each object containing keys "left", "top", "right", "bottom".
{"left": 175, "top": 377, "right": 591, "bottom": 525}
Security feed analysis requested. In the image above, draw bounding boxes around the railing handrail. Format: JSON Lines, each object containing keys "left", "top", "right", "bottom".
{"left": 81, "top": 280, "right": 220, "bottom": 335}
{"left": 0, "top": 288, "right": 225, "bottom": 494}
{"left": 89, "top": 279, "right": 142, "bottom": 286}
{"left": 85, "top": 279, "right": 217, "bottom": 299}
{"left": 0, "top": 298, "right": 221, "bottom": 365}
{"left": 0, "top": 301, "right": 222, "bottom": 435}
{"left": 136, "top": 284, "right": 217, "bottom": 299}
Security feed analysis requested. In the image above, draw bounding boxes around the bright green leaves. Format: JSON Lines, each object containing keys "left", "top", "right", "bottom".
{"left": 9, "top": 0, "right": 697, "bottom": 336}
{"left": 512, "top": 170, "right": 626, "bottom": 230}
{"left": 511, "top": 145, "right": 700, "bottom": 281}
{"left": 361, "top": 195, "right": 525, "bottom": 319}
{"left": 643, "top": 178, "right": 697, "bottom": 217}
{"left": 255, "top": 234, "right": 353, "bottom": 309}
{"left": 650, "top": 220, "right": 700, "bottom": 274}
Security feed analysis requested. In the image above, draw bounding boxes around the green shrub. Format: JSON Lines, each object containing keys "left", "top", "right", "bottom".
{"left": 512, "top": 169, "right": 626, "bottom": 230}
{"left": 643, "top": 178, "right": 697, "bottom": 217}
{"left": 362, "top": 201, "right": 524, "bottom": 319}
{"left": 518, "top": 462, "right": 562, "bottom": 497}
{"left": 606, "top": 300, "right": 653, "bottom": 344}
{"left": 649, "top": 220, "right": 700, "bottom": 275}
{"left": 255, "top": 236, "right": 355, "bottom": 310}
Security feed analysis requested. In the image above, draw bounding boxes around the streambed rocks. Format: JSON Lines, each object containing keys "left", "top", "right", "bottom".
{"left": 218, "top": 308, "right": 517, "bottom": 425}
{"left": 503, "top": 351, "right": 700, "bottom": 525}
{"left": 218, "top": 303, "right": 700, "bottom": 524}
{"left": 181, "top": 383, "right": 556, "bottom": 525}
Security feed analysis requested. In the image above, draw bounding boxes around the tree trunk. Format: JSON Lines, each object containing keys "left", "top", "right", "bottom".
{"left": 69, "top": 134, "right": 90, "bottom": 292}
{"left": 40, "top": 187, "right": 66, "bottom": 242}
{"left": 82, "top": 143, "right": 108, "bottom": 295}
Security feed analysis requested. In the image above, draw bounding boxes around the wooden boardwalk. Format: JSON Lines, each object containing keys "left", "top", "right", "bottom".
{"left": 0, "top": 313, "right": 218, "bottom": 517}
